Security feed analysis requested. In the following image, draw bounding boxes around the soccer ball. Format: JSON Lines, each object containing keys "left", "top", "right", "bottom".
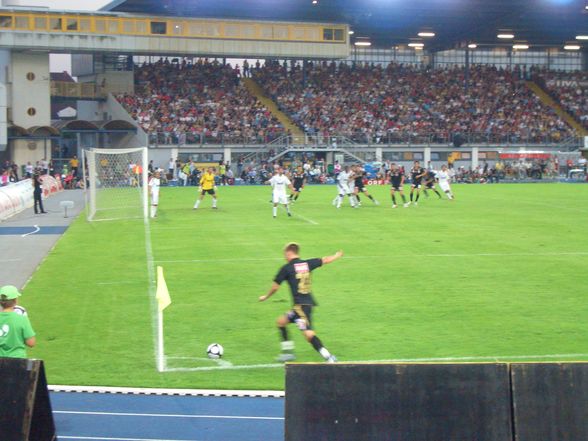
{"left": 207, "top": 343, "right": 224, "bottom": 359}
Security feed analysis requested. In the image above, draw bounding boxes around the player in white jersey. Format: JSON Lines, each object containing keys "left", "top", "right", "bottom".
{"left": 334, "top": 166, "right": 358, "bottom": 208}
{"left": 148, "top": 170, "right": 161, "bottom": 218}
{"left": 436, "top": 165, "right": 454, "bottom": 200}
{"left": 268, "top": 167, "right": 294, "bottom": 218}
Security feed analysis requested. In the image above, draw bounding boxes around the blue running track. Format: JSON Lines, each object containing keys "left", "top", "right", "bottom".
{"left": 51, "top": 392, "right": 284, "bottom": 441}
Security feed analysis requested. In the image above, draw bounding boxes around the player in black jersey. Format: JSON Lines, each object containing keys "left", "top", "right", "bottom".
{"left": 259, "top": 242, "right": 343, "bottom": 363}
{"left": 289, "top": 166, "right": 306, "bottom": 202}
{"left": 352, "top": 165, "right": 379, "bottom": 206}
{"left": 422, "top": 169, "right": 442, "bottom": 199}
{"left": 388, "top": 163, "right": 409, "bottom": 208}
{"left": 409, "top": 161, "right": 427, "bottom": 205}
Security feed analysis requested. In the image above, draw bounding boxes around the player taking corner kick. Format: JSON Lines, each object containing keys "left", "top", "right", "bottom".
{"left": 259, "top": 242, "right": 342, "bottom": 363}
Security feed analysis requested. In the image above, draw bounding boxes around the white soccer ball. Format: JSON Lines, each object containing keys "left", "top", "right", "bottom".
{"left": 206, "top": 343, "right": 224, "bottom": 359}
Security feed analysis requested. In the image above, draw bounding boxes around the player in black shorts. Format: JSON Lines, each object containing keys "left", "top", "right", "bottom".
{"left": 409, "top": 161, "right": 427, "bottom": 206}
{"left": 259, "top": 242, "right": 343, "bottom": 363}
{"left": 289, "top": 166, "right": 306, "bottom": 202}
{"left": 352, "top": 165, "right": 379, "bottom": 206}
{"left": 388, "top": 163, "right": 409, "bottom": 208}
{"left": 422, "top": 169, "right": 442, "bottom": 199}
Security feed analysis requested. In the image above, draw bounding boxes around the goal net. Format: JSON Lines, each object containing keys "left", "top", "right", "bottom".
{"left": 83, "top": 147, "right": 149, "bottom": 221}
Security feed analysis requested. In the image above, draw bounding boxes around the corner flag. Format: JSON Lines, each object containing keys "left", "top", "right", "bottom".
{"left": 156, "top": 266, "right": 171, "bottom": 312}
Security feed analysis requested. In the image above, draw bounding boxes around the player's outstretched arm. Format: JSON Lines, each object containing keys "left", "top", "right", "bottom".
{"left": 259, "top": 282, "right": 280, "bottom": 302}
{"left": 322, "top": 250, "right": 344, "bottom": 265}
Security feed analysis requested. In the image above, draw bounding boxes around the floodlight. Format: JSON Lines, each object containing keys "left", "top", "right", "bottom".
{"left": 354, "top": 41, "right": 372, "bottom": 46}
{"left": 497, "top": 33, "right": 515, "bottom": 39}
{"left": 564, "top": 44, "right": 581, "bottom": 50}
{"left": 408, "top": 42, "right": 424, "bottom": 48}
{"left": 349, "top": 30, "right": 354, "bottom": 35}
{"left": 468, "top": 43, "right": 477, "bottom": 49}
{"left": 512, "top": 44, "right": 529, "bottom": 49}
{"left": 418, "top": 32, "right": 435, "bottom": 37}
{"left": 575, "top": 35, "right": 588, "bottom": 40}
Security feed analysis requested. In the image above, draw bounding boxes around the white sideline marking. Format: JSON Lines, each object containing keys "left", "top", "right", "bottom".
{"left": 21, "top": 225, "right": 40, "bottom": 237}
{"left": 165, "top": 356, "right": 233, "bottom": 368}
{"left": 60, "top": 437, "right": 199, "bottom": 441}
{"left": 154, "top": 251, "right": 588, "bottom": 264}
{"left": 54, "top": 410, "right": 284, "bottom": 421}
{"left": 143, "top": 217, "right": 158, "bottom": 370}
{"left": 160, "top": 353, "right": 588, "bottom": 372}
{"left": 49, "top": 384, "right": 285, "bottom": 397}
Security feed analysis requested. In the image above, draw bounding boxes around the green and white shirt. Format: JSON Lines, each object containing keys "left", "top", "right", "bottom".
{"left": 0, "top": 312, "right": 35, "bottom": 358}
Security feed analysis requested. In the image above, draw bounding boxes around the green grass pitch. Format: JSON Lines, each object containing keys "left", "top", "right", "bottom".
{"left": 23, "top": 183, "right": 588, "bottom": 390}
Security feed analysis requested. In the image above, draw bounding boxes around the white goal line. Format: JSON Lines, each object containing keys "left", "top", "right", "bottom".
{"left": 162, "top": 353, "right": 588, "bottom": 373}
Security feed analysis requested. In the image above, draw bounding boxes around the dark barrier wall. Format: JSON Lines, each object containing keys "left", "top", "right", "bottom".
{"left": 285, "top": 363, "right": 513, "bottom": 441}
{"left": 511, "top": 363, "right": 588, "bottom": 441}
{"left": 0, "top": 358, "right": 56, "bottom": 441}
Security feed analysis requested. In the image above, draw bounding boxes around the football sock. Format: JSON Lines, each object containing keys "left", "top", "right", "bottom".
{"left": 273, "top": 206, "right": 277, "bottom": 217}
{"left": 336, "top": 195, "right": 343, "bottom": 208}
{"left": 212, "top": 198, "right": 217, "bottom": 208}
{"left": 150, "top": 206, "right": 157, "bottom": 218}
{"left": 415, "top": 193, "right": 420, "bottom": 202}
{"left": 194, "top": 200, "right": 200, "bottom": 209}
{"left": 392, "top": 194, "right": 396, "bottom": 204}
{"left": 367, "top": 195, "right": 375, "bottom": 201}
{"left": 279, "top": 327, "right": 289, "bottom": 342}
{"left": 434, "top": 190, "right": 442, "bottom": 198}
{"left": 410, "top": 192, "right": 414, "bottom": 202}
{"left": 424, "top": 190, "right": 430, "bottom": 198}
{"left": 310, "top": 335, "right": 331, "bottom": 359}
{"left": 294, "top": 194, "right": 299, "bottom": 201}
{"left": 356, "top": 195, "right": 361, "bottom": 202}
{"left": 401, "top": 194, "right": 407, "bottom": 203}
{"left": 286, "top": 204, "right": 291, "bottom": 215}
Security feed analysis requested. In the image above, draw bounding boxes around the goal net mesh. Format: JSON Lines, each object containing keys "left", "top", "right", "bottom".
{"left": 83, "top": 147, "right": 148, "bottom": 221}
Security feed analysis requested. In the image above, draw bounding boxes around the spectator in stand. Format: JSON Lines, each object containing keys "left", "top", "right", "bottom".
{"left": 117, "top": 58, "right": 285, "bottom": 145}
{"left": 69, "top": 155, "right": 80, "bottom": 177}
{"left": 533, "top": 68, "right": 588, "bottom": 129}
{"left": 253, "top": 61, "right": 573, "bottom": 144}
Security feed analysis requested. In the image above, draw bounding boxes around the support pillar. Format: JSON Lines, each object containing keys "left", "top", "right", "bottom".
{"left": 375, "top": 147, "right": 383, "bottom": 162}
{"left": 424, "top": 147, "right": 431, "bottom": 168}
{"left": 472, "top": 147, "right": 479, "bottom": 170}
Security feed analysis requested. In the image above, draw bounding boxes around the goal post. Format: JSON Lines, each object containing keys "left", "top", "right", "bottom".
{"left": 83, "top": 147, "right": 149, "bottom": 221}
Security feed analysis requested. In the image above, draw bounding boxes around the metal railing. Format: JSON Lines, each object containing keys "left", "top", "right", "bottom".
{"left": 147, "top": 131, "right": 581, "bottom": 148}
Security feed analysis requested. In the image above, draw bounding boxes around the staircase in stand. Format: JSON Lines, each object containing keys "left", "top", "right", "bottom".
{"left": 242, "top": 78, "right": 306, "bottom": 142}
{"left": 526, "top": 81, "right": 588, "bottom": 137}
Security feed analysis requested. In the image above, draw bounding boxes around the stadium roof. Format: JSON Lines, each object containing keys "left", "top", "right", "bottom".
{"left": 101, "top": 0, "right": 588, "bottom": 51}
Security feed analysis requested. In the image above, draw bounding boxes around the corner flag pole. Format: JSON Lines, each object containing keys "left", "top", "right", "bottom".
{"left": 155, "top": 266, "right": 172, "bottom": 372}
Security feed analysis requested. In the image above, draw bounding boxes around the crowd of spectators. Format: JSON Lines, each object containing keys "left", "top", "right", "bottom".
{"left": 253, "top": 61, "right": 574, "bottom": 144}
{"left": 117, "top": 58, "right": 286, "bottom": 145}
{"left": 533, "top": 68, "right": 588, "bottom": 129}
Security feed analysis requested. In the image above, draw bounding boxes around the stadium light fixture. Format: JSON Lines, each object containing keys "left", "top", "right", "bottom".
{"left": 564, "top": 44, "right": 581, "bottom": 50}
{"left": 512, "top": 44, "right": 529, "bottom": 50}
{"left": 575, "top": 35, "right": 588, "bottom": 40}
{"left": 408, "top": 42, "right": 425, "bottom": 48}
{"left": 349, "top": 30, "right": 354, "bottom": 35}
{"left": 312, "top": 0, "right": 318, "bottom": 4}
{"left": 468, "top": 43, "right": 477, "bottom": 49}
{"left": 497, "top": 33, "right": 515, "bottom": 39}
{"left": 354, "top": 41, "right": 372, "bottom": 46}
{"left": 418, "top": 31, "right": 435, "bottom": 38}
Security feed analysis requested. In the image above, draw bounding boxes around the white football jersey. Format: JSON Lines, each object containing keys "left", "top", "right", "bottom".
{"left": 269, "top": 174, "right": 291, "bottom": 194}
{"left": 337, "top": 171, "right": 351, "bottom": 184}
{"left": 149, "top": 177, "right": 160, "bottom": 195}
{"left": 436, "top": 170, "right": 451, "bottom": 183}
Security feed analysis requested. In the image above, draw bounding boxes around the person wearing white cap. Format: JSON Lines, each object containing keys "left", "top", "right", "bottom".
{"left": 0, "top": 285, "right": 36, "bottom": 358}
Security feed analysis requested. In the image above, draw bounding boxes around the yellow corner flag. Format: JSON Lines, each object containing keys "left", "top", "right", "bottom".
{"left": 156, "top": 266, "right": 171, "bottom": 312}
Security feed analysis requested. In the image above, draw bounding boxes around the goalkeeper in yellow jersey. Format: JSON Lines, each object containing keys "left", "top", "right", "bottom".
{"left": 193, "top": 167, "right": 218, "bottom": 210}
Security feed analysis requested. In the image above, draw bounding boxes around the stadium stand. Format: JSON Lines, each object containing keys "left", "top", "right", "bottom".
{"left": 533, "top": 69, "right": 588, "bottom": 130}
{"left": 252, "top": 61, "right": 575, "bottom": 144}
{"left": 116, "top": 59, "right": 286, "bottom": 146}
